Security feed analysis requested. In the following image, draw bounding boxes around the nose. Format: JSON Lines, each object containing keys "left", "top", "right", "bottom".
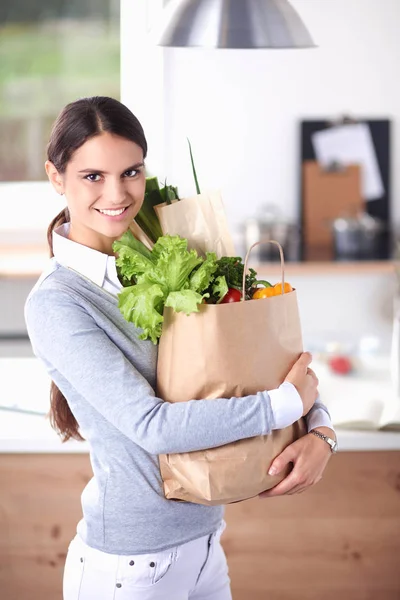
{"left": 104, "top": 176, "right": 127, "bottom": 206}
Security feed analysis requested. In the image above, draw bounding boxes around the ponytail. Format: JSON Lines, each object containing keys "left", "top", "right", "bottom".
{"left": 47, "top": 206, "right": 69, "bottom": 257}
{"left": 46, "top": 206, "right": 84, "bottom": 442}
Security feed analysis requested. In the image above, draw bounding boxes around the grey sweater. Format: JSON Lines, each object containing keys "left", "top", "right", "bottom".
{"left": 24, "top": 259, "right": 318, "bottom": 554}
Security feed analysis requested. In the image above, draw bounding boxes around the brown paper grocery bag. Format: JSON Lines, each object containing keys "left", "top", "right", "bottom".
{"left": 157, "top": 241, "right": 307, "bottom": 505}
{"left": 154, "top": 190, "right": 236, "bottom": 258}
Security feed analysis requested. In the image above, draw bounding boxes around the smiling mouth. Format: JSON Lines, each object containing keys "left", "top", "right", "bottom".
{"left": 95, "top": 206, "right": 130, "bottom": 217}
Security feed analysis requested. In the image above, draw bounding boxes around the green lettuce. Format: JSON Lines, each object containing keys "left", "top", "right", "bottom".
{"left": 113, "top": 231, "right": 219, "bottom": 343}
{"left": 165, "top": 290, "right": 208, "bottom": 315}
{"left": 117, "top": 283, "right": 165, "bottom": 344}
{"left": 189, "top": 252, "right": 218, "bottom": 293}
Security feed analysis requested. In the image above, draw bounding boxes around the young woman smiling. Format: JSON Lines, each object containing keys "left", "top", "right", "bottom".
{"left": 25, "top": 96, "right": 336, "bottom": 600}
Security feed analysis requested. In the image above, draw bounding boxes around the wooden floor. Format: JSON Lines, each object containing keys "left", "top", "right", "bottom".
{"left": 1, "top": 451, "right": 400, "bottom": 599}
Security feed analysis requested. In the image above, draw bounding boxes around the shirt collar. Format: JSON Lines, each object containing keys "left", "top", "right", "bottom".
{"left": 52, "top": 222, "right": 114, "bottom": 288}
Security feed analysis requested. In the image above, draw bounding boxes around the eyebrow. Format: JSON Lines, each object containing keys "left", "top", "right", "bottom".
{"left": 78, "top": 162, "right": 144, "bottom": 174}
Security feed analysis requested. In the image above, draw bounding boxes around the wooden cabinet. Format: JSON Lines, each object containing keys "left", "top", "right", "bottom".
{"left": 1, "top": 452, "right": 400, "bottom": 600}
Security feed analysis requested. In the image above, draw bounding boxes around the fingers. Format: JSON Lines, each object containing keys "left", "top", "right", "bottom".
{"left": 268, "top": 445, "right": 297, "bottom": 476}
{"left": 259, "top": 471, "right": 321, "bottom": 498}
{"left": 296, "top": 351, "right": 312, "bottom": 370}
{"left": 259, "top": 470, "right": 300, "bottom": 497}
{"left": 306, "top": 367, "right": 319, "bottom": 386}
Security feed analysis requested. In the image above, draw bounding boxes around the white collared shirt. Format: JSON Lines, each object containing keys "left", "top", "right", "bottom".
{"left": 52, "top": 223, "right": 123, "bottom": 296}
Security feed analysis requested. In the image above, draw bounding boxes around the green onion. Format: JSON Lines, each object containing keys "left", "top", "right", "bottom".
{"left": 134, "top": 177, "right": 164, "bottom": 244}
{"left": 187, "top": 138, "right": 201, "bottom": 195}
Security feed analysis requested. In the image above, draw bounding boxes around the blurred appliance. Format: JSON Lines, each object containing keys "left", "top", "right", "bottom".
{"left": 243, "top": 205, "right": 300, "bottom": 262}
{"left": 331, "top": 213, "right": 385, "bottom": 261}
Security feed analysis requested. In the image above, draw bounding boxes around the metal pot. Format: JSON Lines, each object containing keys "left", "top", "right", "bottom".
{"left": 331, "top": 213, "right": 385, "bottom": 261}
{"left": 243, "top": 206, "right": 300, "bottom": 261}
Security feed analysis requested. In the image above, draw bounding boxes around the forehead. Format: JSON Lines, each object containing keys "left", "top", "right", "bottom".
{"left": 69, "top": 133, "right": 144, "bottom": 169}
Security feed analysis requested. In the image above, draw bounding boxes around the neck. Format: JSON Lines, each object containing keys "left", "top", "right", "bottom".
{"left": 68, "top": 222, "right": 121, "bottom": 256}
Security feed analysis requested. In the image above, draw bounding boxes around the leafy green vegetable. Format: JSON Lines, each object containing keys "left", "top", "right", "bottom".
{"left": 113, "top": 231, "right": 264, "bottom": 343}
{"left": 160, "top": 179, "right": 179, "bottom": 205}
{"left": 189, "top": 252, "right": 218, "bottom": 293}
{"left": 205, "top": 256, "right": 258, "bottom": 301}
{"left": 114, "top": 229, "right": 153, "bottom": 260}
{"left": 113, "top": 231, "right": 218, "bottom": 343}
{"left": 117, "top": 283, "right": 165, "bottom": 344}
{"left": 134, "top": 176, "right": 180, "bottom": 244}
{"left": 212, "top": 275, "right": 229, "bottom": 303}
{"left": 154, "top": 237, "right": 203, "bottom": 291}
{"left": 134, "top": 177, "right": 164, "bottom": 244}
{"left": 165, "top": 290, "right": 208, "bottom": 315}
{"left": 113, "top": 245, "right": 155, "bottom": 282}
{"left": 188, "top": 138, "right": 201, "bottom": 195}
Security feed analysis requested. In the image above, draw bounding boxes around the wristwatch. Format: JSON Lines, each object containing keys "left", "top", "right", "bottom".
{"left": 310, "top": 429, "right": 338, "bottom": 454}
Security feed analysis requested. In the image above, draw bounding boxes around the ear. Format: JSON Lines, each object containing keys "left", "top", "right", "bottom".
{"left": 45, "top": 161, "right": 65, "bottom": 195}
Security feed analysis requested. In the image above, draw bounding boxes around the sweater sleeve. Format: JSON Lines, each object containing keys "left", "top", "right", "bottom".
{"left": 25, "top": 288, "right": 302, "bottom": 455}
{"left": 305, "top": 396, "right": 334, "bottom": 432}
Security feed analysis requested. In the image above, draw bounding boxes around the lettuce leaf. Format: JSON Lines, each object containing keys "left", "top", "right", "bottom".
{"left": 189, "top": 252, "right": 218, "bottom": 293}
{"left": 165, "top": 290, "right": 207, "bottom": 315}
{"left": 113, "top": 230, "right": 153, "bottom": 261}
{"left": 114, "top": 245, "right": 155, "bottom": 282}
{"left": 114, "top": 233, "right": 220, "bottom": 343}
{"left": 117, "top": 283, "right": 165, "bottom": 344}
{"left": 153, "top": 236, "right": 203, "bottom": 292}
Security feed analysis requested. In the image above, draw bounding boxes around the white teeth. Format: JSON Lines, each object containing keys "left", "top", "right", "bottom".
{"left": 98, "top": 207, "right": 126, "bottom": 216}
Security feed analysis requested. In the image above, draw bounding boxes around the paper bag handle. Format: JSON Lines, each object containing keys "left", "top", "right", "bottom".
{"left": 242, "top": 240, "right": 285, "bottom": 300}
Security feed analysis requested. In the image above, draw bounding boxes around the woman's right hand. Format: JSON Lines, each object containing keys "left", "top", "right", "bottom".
{"left": 284, "top": 352, "right": 319, "bottom": 415}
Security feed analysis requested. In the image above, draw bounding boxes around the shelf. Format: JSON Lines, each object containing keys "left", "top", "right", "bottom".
{"left": 253, "top": 260, "right": 396, "bottom": 276}
{"left": 0, "top": 244, "right": 397, "bottom": 278}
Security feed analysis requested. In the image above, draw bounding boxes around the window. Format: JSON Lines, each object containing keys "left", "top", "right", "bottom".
{"left": 0, "top": 0, "right": 120, "bottom": 183}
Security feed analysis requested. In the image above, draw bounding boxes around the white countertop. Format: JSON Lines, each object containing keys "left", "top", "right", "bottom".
{"left": 1, "top": 357, "right": 400, "bottom": 453}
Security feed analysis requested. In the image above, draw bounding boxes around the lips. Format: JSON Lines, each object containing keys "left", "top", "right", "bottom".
{"left": 96, "top": 206, "right": 130, "bottom": 211}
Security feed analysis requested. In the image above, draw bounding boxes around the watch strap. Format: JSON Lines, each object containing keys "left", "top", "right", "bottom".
{"left": 310, "top": 429, "right": 338, "bottom": 453}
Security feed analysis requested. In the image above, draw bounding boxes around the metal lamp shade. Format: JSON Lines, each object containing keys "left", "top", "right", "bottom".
{"left": 155, "top": 0, "right": 316, "bottom": 49}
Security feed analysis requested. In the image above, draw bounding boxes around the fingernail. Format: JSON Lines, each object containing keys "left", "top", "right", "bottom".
{"left": 268, "top": 467, "right": 277, "bottom": 476}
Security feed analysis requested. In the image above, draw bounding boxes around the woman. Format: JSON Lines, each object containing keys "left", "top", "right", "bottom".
{"left": 25, "top": 96, "right": 335, "bottom": 600}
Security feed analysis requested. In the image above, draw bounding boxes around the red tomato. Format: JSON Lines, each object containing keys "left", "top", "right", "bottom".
{"left": 221, "top": 288, "right": 242, "bottom": 303}
{"left": 328, "top": 355, "right": 353, "bottom": 375}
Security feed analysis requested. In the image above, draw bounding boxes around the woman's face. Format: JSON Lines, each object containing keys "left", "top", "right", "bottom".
{"left": 46, "top": 132, "right": 146, "bottom": 254}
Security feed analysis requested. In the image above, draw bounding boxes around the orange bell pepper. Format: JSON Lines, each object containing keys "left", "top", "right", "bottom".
{"left": 273, "top": 282, "right": 293, "bottom": 295}
{"left": 252, "top": 287, "right": 276, "bottom": 299}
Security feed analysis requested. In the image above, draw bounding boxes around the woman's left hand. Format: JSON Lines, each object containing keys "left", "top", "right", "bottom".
{"left": 259, "top": 427, "right": 335, "bottom": 498}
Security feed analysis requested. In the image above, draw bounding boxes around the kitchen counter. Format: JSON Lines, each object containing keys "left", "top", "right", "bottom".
{"left": 1, "top": 357, "right": 400, "bottom": 453}
{"left": 2, "top": 368, "right": 400, "bottom": 600}
{"left": 1, "top": 411, "right": 400, "bottom": 453}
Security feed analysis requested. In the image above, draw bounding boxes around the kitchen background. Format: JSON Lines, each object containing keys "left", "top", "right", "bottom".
{"left": 1, "top": 1, "right": 400, "bottom": 599}
{"left": 2, "top": 0, "right": 400, "bottom": 356}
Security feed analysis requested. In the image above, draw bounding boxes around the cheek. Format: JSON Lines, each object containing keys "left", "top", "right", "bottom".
{"left": 128, "top": 176, "right": 146, "bottom": 199}
{"left": 66, "top": 180, "right": 99, "bottom": 209}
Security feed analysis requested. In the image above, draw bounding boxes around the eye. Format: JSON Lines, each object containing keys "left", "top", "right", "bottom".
{"left": 123, "top": 168, "right": 139, "bottom": 178}
{"left": 85, "top": 173, "right": 101, "bottom": 182}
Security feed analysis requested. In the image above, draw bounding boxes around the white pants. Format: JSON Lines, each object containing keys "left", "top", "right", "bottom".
{"left": 63, "top": 521, "right": 232, "bottom": 600}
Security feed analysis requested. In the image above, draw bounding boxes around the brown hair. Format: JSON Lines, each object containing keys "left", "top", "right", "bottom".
{"left": 46, "top": 96, "right": 147, "bottom": 441}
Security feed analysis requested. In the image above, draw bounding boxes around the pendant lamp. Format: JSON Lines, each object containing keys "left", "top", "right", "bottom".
{"left": 154, "top": 0, "right": 315, "bottom": 49}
